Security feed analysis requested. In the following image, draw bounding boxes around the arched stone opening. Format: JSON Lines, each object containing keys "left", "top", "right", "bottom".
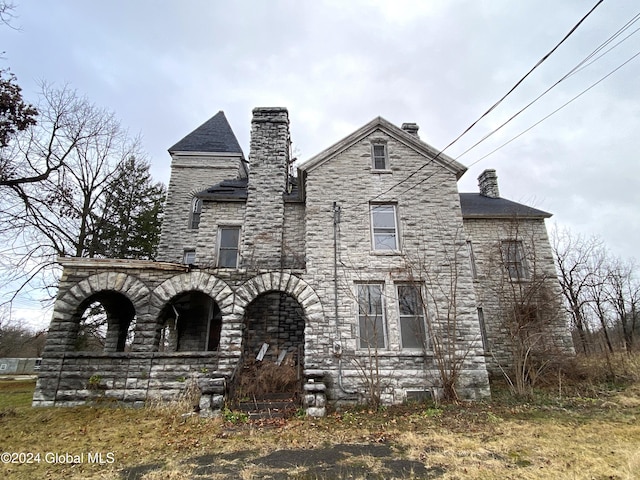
{"left": 73, "top": 290, "right": 136, "bottom": 352}
{"left": 157, "top": 290, "right": 222, "bottom": 352}
{"left": 236, "top": 290, "right": 306, "bottom": 398}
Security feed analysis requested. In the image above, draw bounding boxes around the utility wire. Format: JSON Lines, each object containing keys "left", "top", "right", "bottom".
{"left": 354, "top": 0, "right": 606, "bottom": 206}
{"left": 466, "top": 48, "right": 640, "bottom": 168}
{"left": 455, "top": 11, "right": 640, "bottom": 160}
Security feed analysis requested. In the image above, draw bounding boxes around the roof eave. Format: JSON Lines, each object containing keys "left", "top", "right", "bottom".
{"left": 299, "top": 116, "right": 467, "bottom": 179}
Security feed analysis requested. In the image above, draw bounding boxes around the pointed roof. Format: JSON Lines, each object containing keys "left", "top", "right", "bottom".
{"left": 298, "top": 116, "right": 467, "bottom": 179}
{"left": 169, "top": 111, "right": 244, "bottom": 155}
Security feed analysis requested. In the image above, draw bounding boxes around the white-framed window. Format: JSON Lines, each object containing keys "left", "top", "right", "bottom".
{"left": 357, "top": 283, "right": 386, "bottom": 349}
{"left": 397, "top": 284, "right": 427, "bottom": 349}
{"left": 371, "top": 204, "right": 399, "bottom": 251}
{"left": 371, "top": 143, "right": 388, "bottom": 170}
{"left": 467, "top": 240, "right": 478, "bottom": 279}
{"left": 501, "top": 240, "right": 528, "bottom": 280}
{"left": 189, "top": 197, "right": 202, "bottom": 229}
{"left": 183, "top": 249, "right": 196, "bottom": 264}
{"left": 217, "top": 227, "right": 240, "bottom": 268}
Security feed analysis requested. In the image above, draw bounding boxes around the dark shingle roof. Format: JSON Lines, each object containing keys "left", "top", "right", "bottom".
{"left": 459, "top": 193, "right": 551, "bottom": 218}
{"left": 169, "top": 111, "right": 244, "bottom": 155}
{"left": 196, "top": 176, "right": 301, "bottom": 202}
{"left": 197, "top": 178, "right": 248, "bottom": 201}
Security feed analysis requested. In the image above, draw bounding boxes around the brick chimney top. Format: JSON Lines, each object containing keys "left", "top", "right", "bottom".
{"left": 401, "top": 122, "right": 420, "bottom": 138}
{"left": 478, "top": 169, "right": 500, "bottom": 198}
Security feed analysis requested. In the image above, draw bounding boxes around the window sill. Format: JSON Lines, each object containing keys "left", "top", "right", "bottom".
{"left": 370, "top": 250, "right": 402, "bottom": 256}
{"left": 370, "top": 169, "right": 393, "bottom": 174}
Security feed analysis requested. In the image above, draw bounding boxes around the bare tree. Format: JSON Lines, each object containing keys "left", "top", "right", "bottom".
{"left": 0, "top": 84, "right": 149, "bottom": 308}
{"left": 403, "top": 222, "right": 477, "bottom": 402}
{"left": 551, "top": 227, "right": 604, "bottom": 354}
{"left": 606, "top": 257, "right": 639, "bottom": 354}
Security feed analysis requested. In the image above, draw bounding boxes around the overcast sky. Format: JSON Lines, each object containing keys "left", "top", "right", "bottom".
{"left": 2, "top": 0, "right": 639, "bottom": 328}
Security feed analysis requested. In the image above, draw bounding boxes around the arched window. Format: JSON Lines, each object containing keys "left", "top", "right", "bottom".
{"left": 189, "top": 197, "right": 202, "bottom": 229}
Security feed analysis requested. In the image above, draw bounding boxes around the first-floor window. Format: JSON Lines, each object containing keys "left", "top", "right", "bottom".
{"left": 183, "top": 249, "right": 196, "bottom": 264}
{"left": 217, "top": 227, "right": 240, "bottom": 268}
{"left": 357, "top": 283, "right": 386, "bottom": 349}
{"left": 397, "top": 284, "right": 427, "bottom": 349}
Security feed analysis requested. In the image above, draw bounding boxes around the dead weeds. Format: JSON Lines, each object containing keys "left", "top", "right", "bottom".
{"left": 1, "top": 362, "right": 640, "bottom": 479}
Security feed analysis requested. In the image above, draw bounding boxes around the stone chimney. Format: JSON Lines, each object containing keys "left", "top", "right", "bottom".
{"left": 478, "top": 169, "right": 500, "bottom": 198}
{"left": 241, "top": 107, "right": 290, "bottom": 269}
{"left": 401, "top": 122, "right": 420, "bottom": 138}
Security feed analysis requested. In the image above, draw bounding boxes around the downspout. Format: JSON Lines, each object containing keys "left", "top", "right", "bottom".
{"left": 333, "top": 201, "right": 357, "bottom": 395}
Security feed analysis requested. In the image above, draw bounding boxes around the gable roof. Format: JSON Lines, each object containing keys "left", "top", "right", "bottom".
{"left": 169, "top": 111, "right": 244, "bottom": 155}
{"left": 298, "top": 116, "right": 467, "bottom": 179}
{"left": 459, "top": 193, "right": 551, "bottom": 219}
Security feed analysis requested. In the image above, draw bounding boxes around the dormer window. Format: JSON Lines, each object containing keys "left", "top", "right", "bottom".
{"left": 189, "top": 198, "right": 202, "bottom": 229}
{"left": 371, "top": 143, "right": 388, "bottom": 170}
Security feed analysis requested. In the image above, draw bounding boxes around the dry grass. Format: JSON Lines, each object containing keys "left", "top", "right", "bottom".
{"left": 0, "top": 355, "right": 639, "bottom": 479}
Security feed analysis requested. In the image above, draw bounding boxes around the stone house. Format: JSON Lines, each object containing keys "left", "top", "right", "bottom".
{"left": 33, "top": 107, "right": 573, "bottom": 414}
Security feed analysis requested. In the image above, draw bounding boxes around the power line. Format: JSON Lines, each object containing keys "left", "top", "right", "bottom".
{"left": 353, "top": 0, "right": 606, "bottom": 206}
{"left": 455, "top": 10, "right": 640, "bottom": 160}
{"left": 466, "top": 48, "right": 640, "bottom": 168}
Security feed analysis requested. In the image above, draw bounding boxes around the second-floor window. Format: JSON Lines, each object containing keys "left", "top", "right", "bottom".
{"left": 502, "top": 240, "right": 528, "bottom": 280}
{"left": 467, "top": 240, "right": 478, "bottom": 279}
{"left": 189, "top": 198, "right": 202, "bottom": 229}
{"left": 371, "top": 204, "right": 399, "bottom": 251}
{"left": 217, "top": 227, "right": 240, "bottom": 268}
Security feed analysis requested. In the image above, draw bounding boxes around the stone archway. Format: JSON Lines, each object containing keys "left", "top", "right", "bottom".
{"left": 150, "top": 272, "right": 236, "bottom": 352}
{"left": 231, "top": 273, "right": 324, "bottom": 399}
{"left": 45, "top": 272, "right": 150, "bottom": 353}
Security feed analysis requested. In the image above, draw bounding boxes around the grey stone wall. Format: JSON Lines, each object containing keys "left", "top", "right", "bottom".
{"left": 301, "top": 128, "right": 490, "bottom": 402}
{"left": 195, "top": 200, "right": 246, "bottom": 267}
{"left": 157, "top": 153, "right": 245, "bottom": 264}
{"left": 463, "top": 217, "right": 575, "bottom": 374}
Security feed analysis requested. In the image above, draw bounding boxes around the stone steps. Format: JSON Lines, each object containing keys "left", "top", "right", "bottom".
{"left": 236, "top": 393, "right": 298, "bottom": 419}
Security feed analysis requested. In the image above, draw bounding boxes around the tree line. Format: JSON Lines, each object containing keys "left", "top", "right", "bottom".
{"left": 553, "top": 228, "right": 639, "bottom": 355}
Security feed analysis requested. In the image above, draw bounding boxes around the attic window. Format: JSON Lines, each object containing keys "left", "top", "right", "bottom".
{"left": 189, "top": 198, "right": 202, "bottom": 229}
{"left": 371, "top": 143, "right": 388, "bottom": 170}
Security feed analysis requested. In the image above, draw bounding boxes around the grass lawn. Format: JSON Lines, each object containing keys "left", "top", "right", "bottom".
{"left": 0, "top": 377, "right": 639, "bottom": 479}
